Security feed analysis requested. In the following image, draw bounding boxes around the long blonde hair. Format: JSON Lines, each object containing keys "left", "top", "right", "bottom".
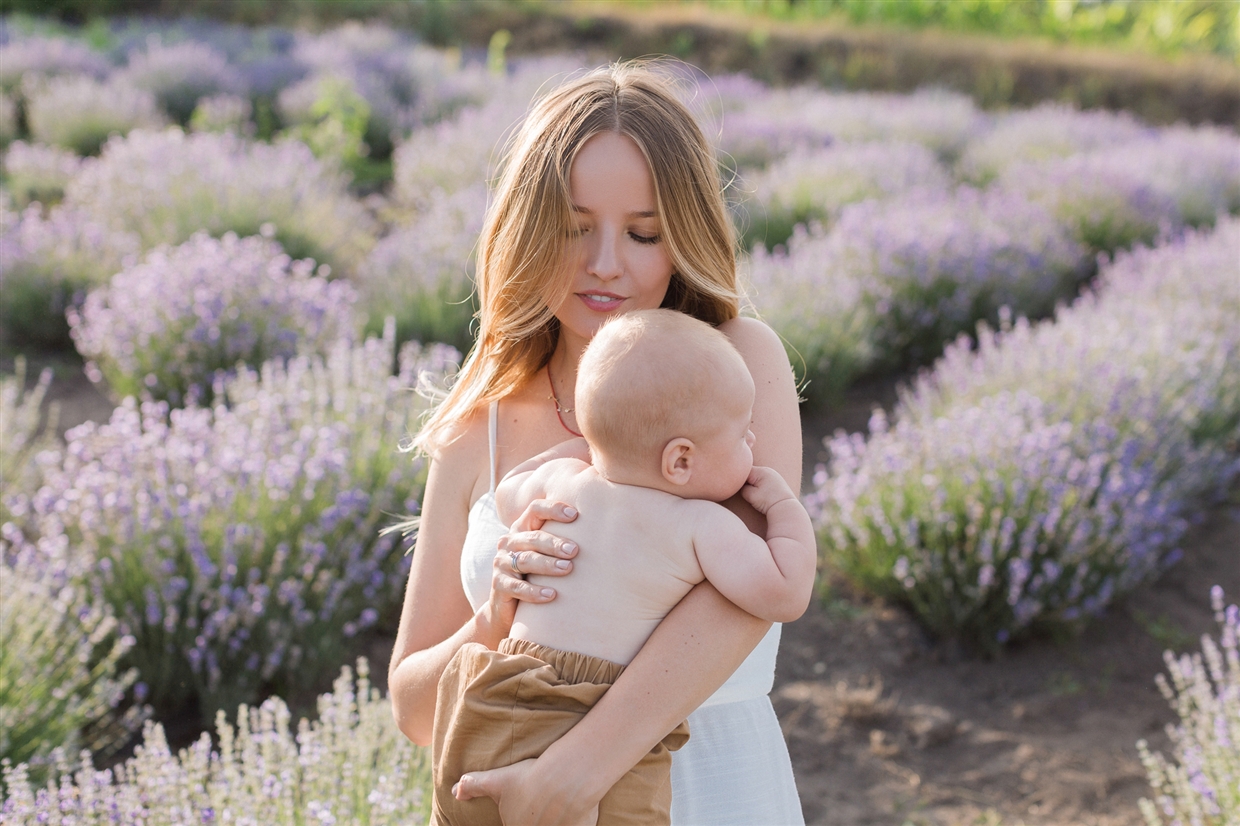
{"left": 415, "top": 61, "right": 741, "bottom": 456}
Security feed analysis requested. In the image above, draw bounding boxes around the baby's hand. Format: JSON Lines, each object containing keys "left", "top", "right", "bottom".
{"left": 740, "top": 466, "right": 797, "bottom": 515}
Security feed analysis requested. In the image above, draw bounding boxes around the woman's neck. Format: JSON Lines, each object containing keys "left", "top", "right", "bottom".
{"left": 547, "top": 339, "right": 584, "bottom": 437}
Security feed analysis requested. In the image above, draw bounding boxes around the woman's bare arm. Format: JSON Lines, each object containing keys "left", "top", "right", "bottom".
{"left": 454, "top": 316, "right": 806, "bottom": 820}
{"left": 388, "top": 414, "right": 583, "bottom": 746}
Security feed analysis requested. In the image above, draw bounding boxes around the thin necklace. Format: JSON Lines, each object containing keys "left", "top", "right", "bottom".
{"left": 547, "top": 361, "right": 582, "bottom": 438}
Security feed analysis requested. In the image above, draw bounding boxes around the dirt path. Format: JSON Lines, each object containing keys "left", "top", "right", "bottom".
{"left": 20, "top": 355, "right": 1239, "bottom": 824}
{"left": 789, "top": 393, "right": 1240, "bottom": 826}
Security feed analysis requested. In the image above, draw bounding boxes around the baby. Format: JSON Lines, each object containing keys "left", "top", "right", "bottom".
{"left": 431, "top": 309, "right": 817, "bottom": 825}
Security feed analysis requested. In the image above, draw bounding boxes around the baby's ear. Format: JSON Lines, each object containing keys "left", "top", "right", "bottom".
{"left": 661, "top": 438, "right": 694, "bottom": 486}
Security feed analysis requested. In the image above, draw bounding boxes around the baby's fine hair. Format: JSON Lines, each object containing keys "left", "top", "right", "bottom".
{"left": 576, "top": 309, "right": 750, "bottom": 465}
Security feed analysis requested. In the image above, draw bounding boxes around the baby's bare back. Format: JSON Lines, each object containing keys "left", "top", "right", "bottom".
{"left": 509, "top": 466, "right": 709, "bottom": 665}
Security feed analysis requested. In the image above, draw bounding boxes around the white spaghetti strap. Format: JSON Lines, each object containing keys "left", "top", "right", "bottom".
{"left": 487, "top": 400, "right": 499, "bottom": 494}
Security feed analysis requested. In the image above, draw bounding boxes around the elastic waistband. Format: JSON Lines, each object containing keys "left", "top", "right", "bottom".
{"left": 499, "top": 638, "right": 626, "bottom": 685}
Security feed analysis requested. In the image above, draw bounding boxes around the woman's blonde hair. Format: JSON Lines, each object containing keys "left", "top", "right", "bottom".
{"left": 414, "top": 60, "right": 741, "bottom": 456}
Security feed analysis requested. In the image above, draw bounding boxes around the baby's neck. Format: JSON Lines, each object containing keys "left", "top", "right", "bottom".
{"left": 591, "top": 453, "right": 682, "bottom": 498}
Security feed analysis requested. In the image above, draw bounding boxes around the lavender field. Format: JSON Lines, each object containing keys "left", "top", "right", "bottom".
{"left": 1, "top": 15, "right": 1237, "bottom": 825}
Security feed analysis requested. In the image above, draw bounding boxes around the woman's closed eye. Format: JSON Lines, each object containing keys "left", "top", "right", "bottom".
{"left": 629, "top": 231, "right": 661, "bottom": 245}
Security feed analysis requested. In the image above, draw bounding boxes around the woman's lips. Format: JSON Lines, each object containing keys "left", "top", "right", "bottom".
{"left": 577, "top": 292, "right": 625, "bottom": 312}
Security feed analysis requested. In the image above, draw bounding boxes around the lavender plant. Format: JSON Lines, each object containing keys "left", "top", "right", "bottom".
{"left": 957, "top": 102, "right": 1151, "bottom": 184}
{"left": 0, "top": 543, "right": 144, "bottom": 778}
{"left": 0, "top": 36, "right": 111, "bottom": 93}
{"left": 1, "top": 140, "right": 83, "bottom": 207}
{"left": 1139, "top": 587, "right": 1239, "bottom": 826}
{"left": 116, "top": 39, "right": 248, "bottom": 124}
{"left": 64, "top": 128, "right": 376, "bottom": 273}
{"left": 68, "top": 232, "right": 359, "bottom": 406}
{"left": 389, "top": 55, "right": 582, "bottom": 211}
{"left": 392, "top": 96, "right": 523, "bottom": 211}
{"left": 737, "top": 140, "right": 950, "bottom": 249}
{"left": 718, "top": 86, "right": 982, "bottom": 168}
{"left": 1091, "top": 126, "right": 1240, "bottom": 228}
{"left": 0, "top": 92, "right": 15, "bottom": 145}
{"left": 808, "top": 219, "right": 1240, "bottom": 647}
{"left": 997, "top": 154, "right": 1179, "bottom": 255}
{"left": 0, "top": 203, "right": 140, "bottom": 349}
{"left": 188, "top": 93, "right": 254, "bottom": 135}
{"left": 23, "top": 75, "right": 166, "bottom": 156}
{"left": 0, "top": 359, "right": 54, "bottom": 524}
{"left": 743, "top": 225, "right": 875, "bottom": 404}
{"left": 827, "top": 185, "right": 1088, "bottom": 370}
{"left": 16, "top": 329, "right": 458, "bottom": 719}
{"left": 0, "top": 659, "right": 431, "bottom": 824}
{"left": 357, "top": 183, "right": 486, "bottom": 353}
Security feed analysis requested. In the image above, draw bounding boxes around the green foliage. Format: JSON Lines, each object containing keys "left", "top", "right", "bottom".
{"left": 0, "top": 555, "right": 144, "bottom": 783}
{"left": 283, "top": 75, "right": 373, "bottom": 173}
{"left": 698, "top": 0, "right": 1238, "bottom": 60}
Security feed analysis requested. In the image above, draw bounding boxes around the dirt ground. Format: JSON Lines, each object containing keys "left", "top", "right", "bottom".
{"left": 25, "top": 355, "right": 1240, "bottom": 826}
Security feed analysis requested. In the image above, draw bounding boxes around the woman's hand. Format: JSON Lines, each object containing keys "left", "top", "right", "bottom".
{"left": 453, "top": 758, "right": 601, "bottom": 826}
{"left": 484, "top": 499, "right": 580, "bottom": 639}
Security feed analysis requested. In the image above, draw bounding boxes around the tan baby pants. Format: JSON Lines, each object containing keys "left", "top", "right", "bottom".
{"left": 431, "top": 638, "right": 690, "bottom": 826}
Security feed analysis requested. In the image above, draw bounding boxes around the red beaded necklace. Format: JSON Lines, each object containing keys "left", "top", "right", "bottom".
{"left": 547, "top": 361, "right": 583, "bottom": 438}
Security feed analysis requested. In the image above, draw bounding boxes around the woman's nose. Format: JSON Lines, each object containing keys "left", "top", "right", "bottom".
{"left": 586, "top": 228, "right": 623, "bottom": 280}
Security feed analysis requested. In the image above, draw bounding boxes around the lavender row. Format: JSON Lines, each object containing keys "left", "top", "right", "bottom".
{"left": 69, "top": 232, "right": 359, "bottom": 406}
{"left": 745, "top": 185, "right": 1087, "bottom": 402}
{"left": 4, "top": 329, "right": 458, "bottom": 719}
{"left": 1139, "top": 587, "right": 1239, "bottom": 825}
{"left": 805, "top": 218, "right": 1240, "bottom": 647}
{"left": 1, "top": 660, "right": 432, "bottom": 825}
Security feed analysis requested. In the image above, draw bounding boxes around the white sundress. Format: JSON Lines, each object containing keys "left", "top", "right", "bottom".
{"left": 457, "top": 402, "right": 804, "bottom": 826}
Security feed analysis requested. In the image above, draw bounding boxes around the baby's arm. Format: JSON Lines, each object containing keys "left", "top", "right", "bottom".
{"left": 692, "top": 466, "right": 817, "bottom": 623}
{"left": 494, "top": 437, "right": 590, "bottom": 527}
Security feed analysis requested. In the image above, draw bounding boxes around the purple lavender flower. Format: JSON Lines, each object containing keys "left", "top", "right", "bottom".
{"left": 0, "top": 203, "right": 140, "bottom": 349}
{"left": 0, "top": 660, "right": 430, "bottom": 823}
{"left": 358, "top": 183, "right": 487, "bottom": 353}
{"left": 116, "top": 39, "right": 248, "bottom": 124}
{"left": 64, "top": 127, "right": 376, "bottom": 274}
{"left": 23, "top": 75, "right": 166, "bottom": 156}
{"left": 16, "top": 328, "right": 457, "bottom": 719}
{"left": 0, "top": 538, "right": 144, "bottom": 775}
{"left": 718, "top": 85, "right": 982, "bottom": 169}
{"left": 738, "top": 140, "right": 951, "bottom": 249}
{"left": 827, "top": 185, "right": 1088, "bottom": 369}
{"left": 958, "top": 102, "right": 1152, "bottom": 184}
{"left": 808, "top": 218, "right": 1240, "bottom": 647}
{"left": 69, "top": 231, "right": 359, "bottom": 406}
{"left": 1138, "top": 588, "right": 1240, "bottom": 823}
{"left": 1, "top": 140, "right": 83, "bottom": 207}
{"left": 997, "top": 151, "right": 1180, "bottom": 254}
{"left": 0, "top": 36, "right": 112, "bottom": 92}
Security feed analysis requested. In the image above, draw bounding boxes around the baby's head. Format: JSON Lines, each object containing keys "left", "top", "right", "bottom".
{"left": 576, "top": 309, "right": 755, "bottom": 502}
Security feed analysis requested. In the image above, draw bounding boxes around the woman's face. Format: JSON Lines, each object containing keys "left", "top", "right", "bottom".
{"left": 554, "top": 131, "right": 676, "bottom": 349}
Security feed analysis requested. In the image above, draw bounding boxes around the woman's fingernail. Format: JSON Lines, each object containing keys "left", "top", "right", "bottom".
{"left": 555, "top": 559, "right": 571, "bottom": 570}
{"left": 562, "top": 542, "right": 577, "bottom": 556}
{"left": 452, "top": 783, "right": 460, "bottom": 796}
{"left": 563, "top": 506, "right": 577, "bottom": 518}
{"left": 541, "top": 588, "right": 555, "bottom": 598}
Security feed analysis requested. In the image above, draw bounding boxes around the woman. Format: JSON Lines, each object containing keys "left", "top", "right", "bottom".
{"left": 388, "top": 62, "right": 807, "bottom": 825}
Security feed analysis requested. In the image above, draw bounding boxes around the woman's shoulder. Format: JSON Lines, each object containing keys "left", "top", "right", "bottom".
{"left": 429, "top": 404, "right": 493, "bottom": 504}
{"left": 718, "top": 316, "right": 789, "bottom": 378}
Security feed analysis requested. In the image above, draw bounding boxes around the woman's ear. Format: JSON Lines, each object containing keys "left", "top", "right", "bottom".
{"left": 661, "top": 438, "right": 694, "bottom": 486}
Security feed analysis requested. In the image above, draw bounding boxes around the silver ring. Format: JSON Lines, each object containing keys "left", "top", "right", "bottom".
{"left": 510, "top": 550, "right": 523, "bottom": 576}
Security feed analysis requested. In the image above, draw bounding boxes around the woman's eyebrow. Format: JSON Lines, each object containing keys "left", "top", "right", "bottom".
{"left": 570, "top": 204, "right": 658, "bottom": 218}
